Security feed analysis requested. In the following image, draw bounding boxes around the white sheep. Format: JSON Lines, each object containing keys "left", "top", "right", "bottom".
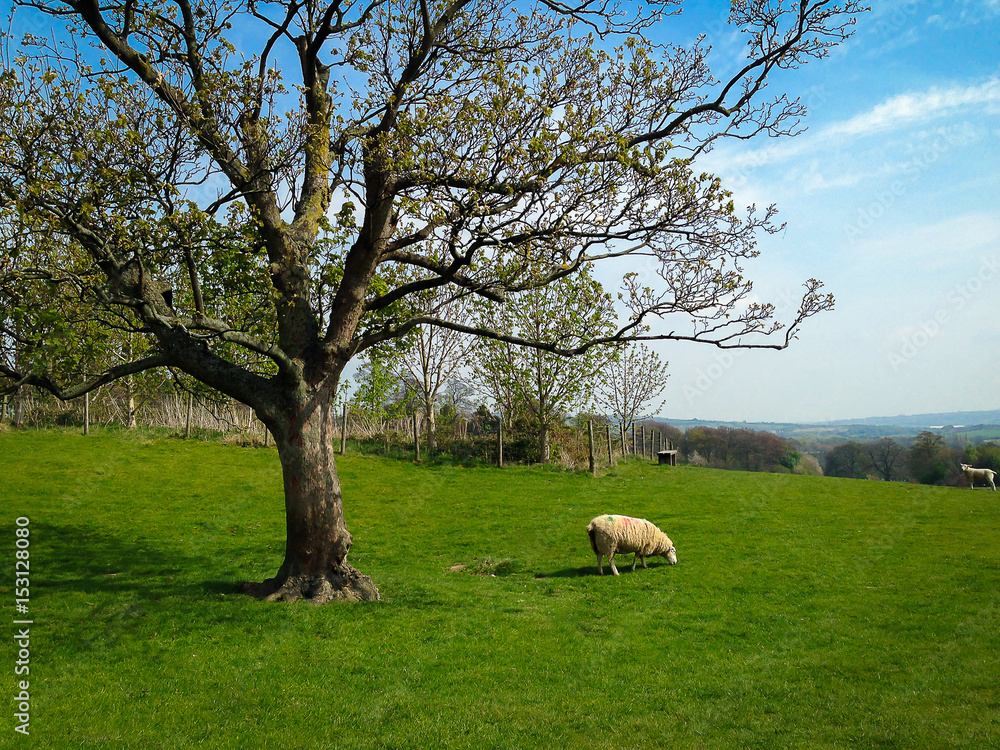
{"left": 587, "top": 514, "right": 677, "bottom": 576}
{"left": 960, "top": 463, "right": 997, "bottom": 491}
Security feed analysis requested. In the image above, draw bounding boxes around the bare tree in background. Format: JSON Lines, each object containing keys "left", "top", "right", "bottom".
{"left": 596, "top": 342, "right": 668, "bottom": 437}
{"left": 400, "top": 293, "right": 474, "bottom": 451}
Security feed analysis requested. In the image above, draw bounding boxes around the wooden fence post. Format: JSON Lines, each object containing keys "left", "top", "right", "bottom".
{"left": 620, "top": 422, "right": 626, "bottom": 457}
{"left": 497, "top": 414, "right": 504, "bottom": 468}
{"left": 632, "top": 423, "right": 637, "bottom": 456}
{"left": 413, "top": 412, "right": 420, "bottom": 462}
{"left": 606, "top": 423, "right": 613, "bottom": 465}
{"left": 340, "top": 404, "right": 349, "bottom": 455}
{"left": 588, "top": 419, "right": 596, "bottom": 476}
{"left": 185, "top": 392, "right": 194, "bottom": 438}
{"left": 641, "top": 424, "right": 646, "bottom": 459}
{"left": 1, "top": 393, "right": 7, "bottom": 422}
{"left": 84, "top": 391, "right": 90, "bottom": 436}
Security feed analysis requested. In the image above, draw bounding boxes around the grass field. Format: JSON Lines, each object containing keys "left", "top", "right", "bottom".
{"left": 2, "top": 429, "right": 999, "bottom": 749}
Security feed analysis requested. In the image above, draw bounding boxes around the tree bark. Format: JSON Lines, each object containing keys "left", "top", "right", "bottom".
{"left": 240, "top": 393, "right": 379, "bottom": 603}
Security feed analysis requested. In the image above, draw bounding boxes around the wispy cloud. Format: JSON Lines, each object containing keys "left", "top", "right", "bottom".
{"left": 824, "top": 78, "right": 1000, "bottom": 139}
{"left": 926, "top": 0, "right": 1000, "bottom": 29}
{"left": 708, "top": 77, "right": 1000, "bottom": 176}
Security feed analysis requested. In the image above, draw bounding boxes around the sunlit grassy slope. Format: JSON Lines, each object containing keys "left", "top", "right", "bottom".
{"left": 2, "top": 429, "right": 998, "bottom": 748}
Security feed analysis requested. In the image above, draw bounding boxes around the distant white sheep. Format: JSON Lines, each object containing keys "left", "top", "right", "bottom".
{"left": 587, "top": 515, "right": 677, "bottom": 576}
{"left": 960, "top": 463, "right": 997, "bottom": 491}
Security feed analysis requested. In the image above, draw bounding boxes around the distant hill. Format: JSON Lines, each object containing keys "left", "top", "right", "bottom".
{"left": 657, "top": 409, "right": 1000, "bottom": 443}
{"left": 820, "top": 409, "right": 1000, "bottom": 428}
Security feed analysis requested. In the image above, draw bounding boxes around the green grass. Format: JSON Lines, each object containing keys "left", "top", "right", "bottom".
{"left": 2, "top": 429, "right": 999, "bottom": 749}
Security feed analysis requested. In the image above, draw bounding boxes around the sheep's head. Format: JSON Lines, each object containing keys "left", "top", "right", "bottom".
{"left": 664, "top": 545, "right": 678, "bottom": 565}
{"left": 960, "top": 463, "right": 972, "bottom": 471}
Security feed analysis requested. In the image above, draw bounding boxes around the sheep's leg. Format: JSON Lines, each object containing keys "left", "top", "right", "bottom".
{"left": 608, "top": 551, "right": 620, "bottom": 576}
{"left": 632, "top": 553, "right": 646, "bottom": 571}
{"left": 596, "top": 554, "right": 604, "bottom": 575}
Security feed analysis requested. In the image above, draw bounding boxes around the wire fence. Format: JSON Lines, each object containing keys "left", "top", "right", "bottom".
{"left": 0, "top": 388, "right": 676, "bottom": 471}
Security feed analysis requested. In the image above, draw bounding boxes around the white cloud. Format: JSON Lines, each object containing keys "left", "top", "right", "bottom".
{"left": 702, "top": 78, "right": 1000, "bottom": 187}
{"left": 824, "top": 78, "right": 1000, "bottom": 139}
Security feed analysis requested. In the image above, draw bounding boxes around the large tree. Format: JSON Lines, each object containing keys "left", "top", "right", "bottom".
{"left": 0, "top": 0, "right": 858, "bottom": 602}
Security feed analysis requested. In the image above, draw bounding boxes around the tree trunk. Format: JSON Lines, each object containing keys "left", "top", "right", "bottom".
{"left": 240, "top": 394, "right": 380, "bottom": 603}
{"left": 126, "top": 377, "right": 137, "bottom": 429}
{"left": 425, "top": 402, "right": 437, "bottom": 452}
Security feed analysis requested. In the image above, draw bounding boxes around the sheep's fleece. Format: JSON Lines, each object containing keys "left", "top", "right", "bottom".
{"left": 961, "top": 463, "right": 997, "bottom": 491}
{"left": 587, "top": 515, "right": 677, "bottom": 575}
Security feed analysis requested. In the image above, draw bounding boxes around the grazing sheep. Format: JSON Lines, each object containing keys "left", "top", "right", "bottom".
{"left": 960, "top": 463, "right": 997, "bottom": 491}
{"left": 587, "top": 515, "right": 677, "bottom": 576}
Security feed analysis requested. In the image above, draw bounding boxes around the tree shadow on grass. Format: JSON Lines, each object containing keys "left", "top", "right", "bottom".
{"left": 0, "top": 520, "right": 267, "bottom": 661}
{"left": 6, "top": 520, "right": 248, "bottom": 600}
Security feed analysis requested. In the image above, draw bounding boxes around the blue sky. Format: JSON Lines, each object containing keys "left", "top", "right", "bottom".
{"left": 641, "top": 1, "right": 1000, "bottom": 423}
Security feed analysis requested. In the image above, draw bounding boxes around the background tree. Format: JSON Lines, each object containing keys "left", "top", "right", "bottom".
{"left": 965, "top": 443, "right": 1000, "bottom": 476}
{"left": 906, "top": 430, "right": 965, "bottom": 484}
{"left": 348, "top": 347, "right": 414, "bottom": 431}
{"left": 645, "top": 419, "right": 683, "bottom": 452}
{"left": 398, "top": 293, "right": 473, "bottom": 451}
{"left": 907, "top": 431, "right": 952, "bottom": 485}
{"left": 867, "top": 437, "right": 906, "bottom": 482}
{"left": 437, "top": 378, "right": 477, "bottom": 437}
{"left": 471, "top": 268, "right": 615, "bottom": 462}
{"left": 595, "top": 342, "right": 668, "bottom": 437}
{"left": 0, "top": 0, "right": 859, "bottom": 602}
{"left": 824, "top": 441, "right": 872, "bottom": 479}
{"left": 679, "top": 425, "right": 793, "bottom": 472}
